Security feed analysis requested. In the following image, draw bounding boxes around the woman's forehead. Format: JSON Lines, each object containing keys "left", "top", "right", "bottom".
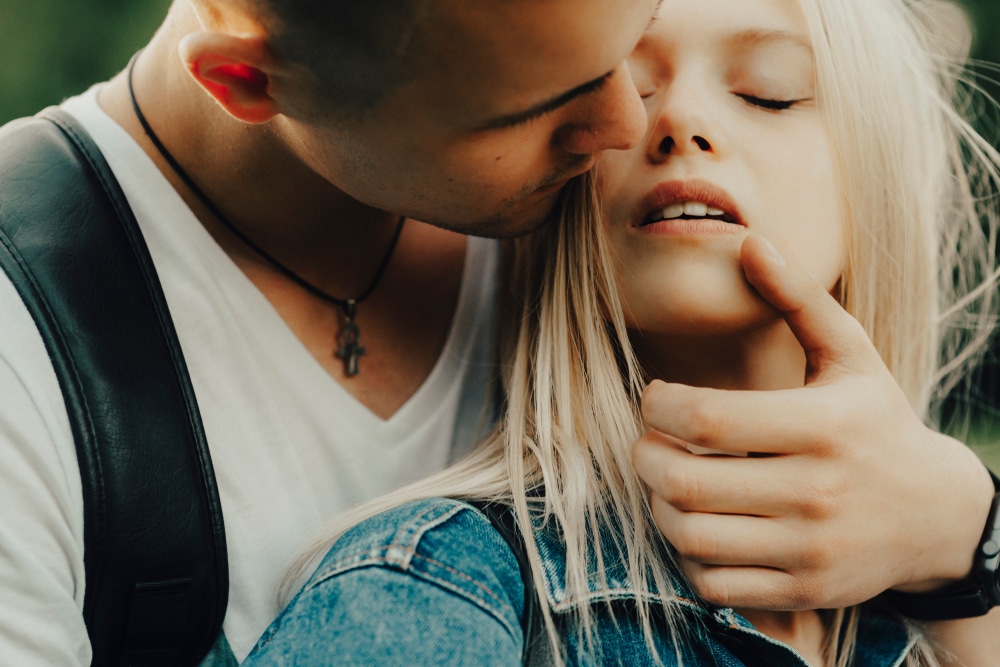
{"left": 644, "top": 0, "right": 811, "bottom": 46}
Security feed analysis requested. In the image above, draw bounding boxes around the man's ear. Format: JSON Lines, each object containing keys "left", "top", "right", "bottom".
{"left": 179, "top": 32, "right": 280, "bottom": 124}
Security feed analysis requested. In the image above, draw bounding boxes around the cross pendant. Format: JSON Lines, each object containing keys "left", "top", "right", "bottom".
{"left": 336, "top": 300, "right": 366, "bottom": 377}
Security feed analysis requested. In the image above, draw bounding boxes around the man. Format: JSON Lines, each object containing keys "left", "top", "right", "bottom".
{"left": 0, "top": 1, "right": 654, "bottom": 664}
{"left": 0, "top": 0, "right": 995, "bottom": 664}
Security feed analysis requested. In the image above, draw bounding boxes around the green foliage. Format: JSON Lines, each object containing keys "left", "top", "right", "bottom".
{"left": 0, "top": 0, "right": 998, "bottom": 126}
{"left": 964, "top": 0, "right": 1000, "bottom": 64}
{"left": 963, "top": 0, "right": 1000, "bottom": 138}
{"left": 0, "top": 0, "right": 170, "bottom": 123}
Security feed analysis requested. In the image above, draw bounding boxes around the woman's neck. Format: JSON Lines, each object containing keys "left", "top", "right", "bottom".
{"left": 631, "top": 319, "right": 806, "bottom": 391}
{"left": 633, "top": 319, "right": 830, "bottom": 665}
{"left": 740, "top": 609, "right": 829, "bottom": 666}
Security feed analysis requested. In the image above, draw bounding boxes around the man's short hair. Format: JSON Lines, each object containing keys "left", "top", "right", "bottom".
{"left": 249, "top": 0, "right": 428, "bottom": 110}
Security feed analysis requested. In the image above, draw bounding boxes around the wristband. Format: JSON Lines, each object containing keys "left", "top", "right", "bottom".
{"left": 882, "top": 469, "right": 1000, "bottom": 621}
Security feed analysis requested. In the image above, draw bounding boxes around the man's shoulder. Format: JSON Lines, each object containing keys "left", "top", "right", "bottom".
{"left": 0, "top": 108, "right": 116, "bottom": 226}
{"left": 0, "top": 111, "right": 94, "bottom": 182}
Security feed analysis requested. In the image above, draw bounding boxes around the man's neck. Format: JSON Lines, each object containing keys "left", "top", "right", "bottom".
{"left": 96, "top": 5, "right": 403, "bottom": 298}
{"left": 90, "top": 5, "right": 474, "bottom": 420}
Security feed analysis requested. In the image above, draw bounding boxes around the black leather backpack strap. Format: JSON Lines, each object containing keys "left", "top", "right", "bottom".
{"left": 0, "top": 107, "right": 228, "bottom": 666}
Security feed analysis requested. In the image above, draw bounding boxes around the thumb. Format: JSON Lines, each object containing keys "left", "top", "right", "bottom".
{"left": 741, "top": 234, "right": 874, "bottom": 378}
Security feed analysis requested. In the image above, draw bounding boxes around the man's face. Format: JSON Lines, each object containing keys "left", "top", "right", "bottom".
{"left": 281, "top": 0, "right": 660, "bottom": 237}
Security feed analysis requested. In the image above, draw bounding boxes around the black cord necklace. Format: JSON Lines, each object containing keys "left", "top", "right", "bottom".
{"left": 126, "top": 53, "right": 405, "bottom": 377}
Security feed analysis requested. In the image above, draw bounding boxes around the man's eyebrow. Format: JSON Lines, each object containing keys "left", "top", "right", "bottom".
{"left": 478, "top": 0, "right": 663, "bottom": 131}
{"left": 479, "top": 70, "right": 615, "bottom": 130}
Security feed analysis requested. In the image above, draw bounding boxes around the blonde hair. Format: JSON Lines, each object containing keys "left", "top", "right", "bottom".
{"left": 795, "top": 1, "right": 1000, "bottom": 664}
{"left": 286, "top": 1, "right": 1000, "bottom": 665}
{"left": 803, "top": 0, "right": 999, "bottom": 425}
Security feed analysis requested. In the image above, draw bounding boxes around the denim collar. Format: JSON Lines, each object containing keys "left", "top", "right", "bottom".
{"left": 530, "top": 518, "right": 913, "bottom": 667}
{"left": 530, "top": 518, "right": 703, "bottom": 614}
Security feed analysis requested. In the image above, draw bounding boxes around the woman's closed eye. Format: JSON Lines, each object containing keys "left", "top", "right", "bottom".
{"left": 735, "top": 93, "right": 811, "bottom": 111}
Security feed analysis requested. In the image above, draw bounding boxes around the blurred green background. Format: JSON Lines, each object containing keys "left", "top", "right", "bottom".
{"left": 0, "top": 0, "right": 171, "bottom": 123}
{"left": 1, "top": 0, "right": 999, "bottom": 124}
{"left": 0, "top": 0, "right": 998, "bottom": 468}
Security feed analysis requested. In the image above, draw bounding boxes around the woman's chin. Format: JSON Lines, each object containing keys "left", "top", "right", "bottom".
{"left": 623, "top": 284, "right": 781, "bottom": 339}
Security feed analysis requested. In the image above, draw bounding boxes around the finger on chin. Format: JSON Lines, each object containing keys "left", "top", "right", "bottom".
{"left": 740, "top": 234, "right": 867, "bottom": 368}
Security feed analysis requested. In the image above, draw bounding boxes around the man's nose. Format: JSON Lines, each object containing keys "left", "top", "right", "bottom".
{"left": 554, "top": 62, "right": 648, "bottom": 156}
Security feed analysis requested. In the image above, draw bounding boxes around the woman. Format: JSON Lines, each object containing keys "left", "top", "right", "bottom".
{"left": 245, "top": 0, "right": 1000, "bottom": 664}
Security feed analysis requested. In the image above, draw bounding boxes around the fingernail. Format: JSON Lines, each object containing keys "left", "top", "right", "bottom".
{"left": 762, "top": 238, "right": 786, "bottom": 265}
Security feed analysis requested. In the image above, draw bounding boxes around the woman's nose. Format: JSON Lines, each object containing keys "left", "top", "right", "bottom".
{"left": 646, "top": 86, "right": 725, "bottom": 163}
{"left": 657, "top": 134, "right": 714, "bottom": 156}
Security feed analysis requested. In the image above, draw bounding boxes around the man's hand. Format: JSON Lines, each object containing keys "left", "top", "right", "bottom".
{"left": 633, "top": 234, "right": 995, "bottom": 611}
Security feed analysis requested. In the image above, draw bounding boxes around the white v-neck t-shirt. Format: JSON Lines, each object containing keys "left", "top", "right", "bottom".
{"left": 0, "top": 87, "right": 498, "bottom": 665}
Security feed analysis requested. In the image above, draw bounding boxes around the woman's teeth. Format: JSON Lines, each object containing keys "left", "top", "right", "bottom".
{"left": 650, "top": 201, "right": 730, "bottom": 224}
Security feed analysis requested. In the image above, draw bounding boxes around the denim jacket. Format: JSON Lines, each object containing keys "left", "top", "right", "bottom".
{"left": 244, "top": 498, "right": 913, "bottom": 666}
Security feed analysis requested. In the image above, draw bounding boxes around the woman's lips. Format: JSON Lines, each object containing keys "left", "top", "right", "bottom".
{"left": 637, "top": 217, "right": 745, "bottom": 236}
{"left": 633, "top": 179, "right": 746, "bottom": 231}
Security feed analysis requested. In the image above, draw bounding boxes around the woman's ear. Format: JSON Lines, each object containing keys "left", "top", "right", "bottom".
{"left": 179, "top": 32, "right": 280, "bottom": 124}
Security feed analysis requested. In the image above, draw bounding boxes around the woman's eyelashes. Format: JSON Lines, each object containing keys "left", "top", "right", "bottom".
{"left": 735, "top": 93, "right": 808, "bottom": 111}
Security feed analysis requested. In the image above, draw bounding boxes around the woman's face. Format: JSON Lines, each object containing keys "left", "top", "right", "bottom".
{"left": 599, "top": 0, "right": 844, "bottom": 336}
